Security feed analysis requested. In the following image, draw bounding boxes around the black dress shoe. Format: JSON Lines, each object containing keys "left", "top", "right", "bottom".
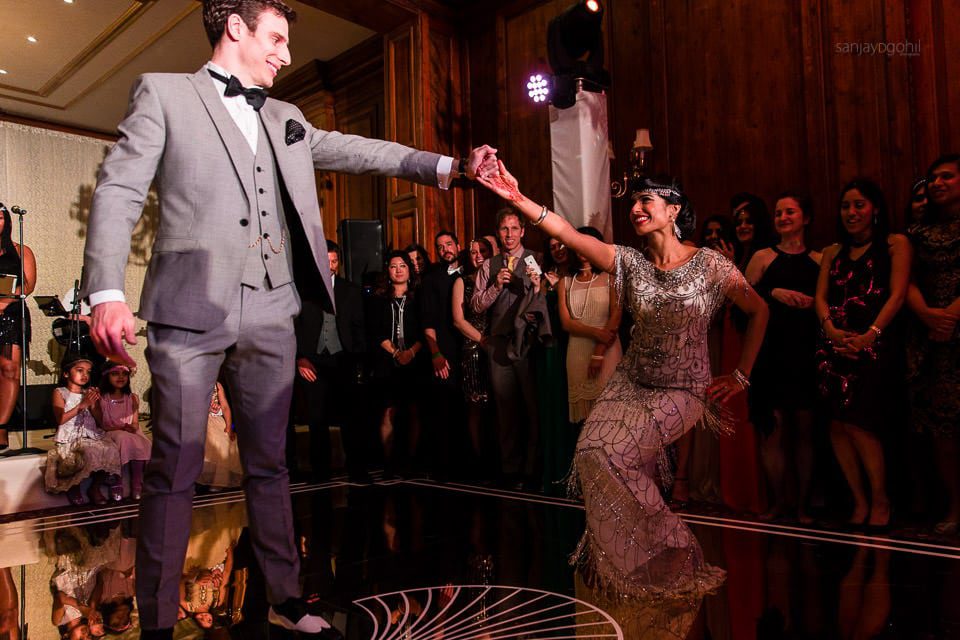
{"left": 269, "top": 597, "right": 340, "bottom": 636}
{"left": 140, "top": 628, "right": 173, "bottom": 640}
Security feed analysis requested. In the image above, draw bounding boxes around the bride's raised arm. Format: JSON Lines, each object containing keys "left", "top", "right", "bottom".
{"left": 479, "top": 160, "right": 616, "bottom": 273}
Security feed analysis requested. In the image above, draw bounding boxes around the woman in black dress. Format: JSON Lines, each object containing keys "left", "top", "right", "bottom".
{"left": 0, "top": 205, "right": 36, "bottom": 449}
{"left": 745, "top": 192, "right": 822, "bottom": 522}
{"left": 815, "top": 179, "right": 911, "bottom": 528}
{"left": 368, "top": 250, "right": 427, "bottom": 477}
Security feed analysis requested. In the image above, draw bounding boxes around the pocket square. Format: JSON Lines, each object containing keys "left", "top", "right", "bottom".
{"left": 285, "top": 119, "right": 306, "bottom": 145}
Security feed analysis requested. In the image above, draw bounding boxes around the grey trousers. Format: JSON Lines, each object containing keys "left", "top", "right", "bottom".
{"left": 486, "top": 336, "right": 539, "bottom": 479}
{"left": 136, "top": 284, "right": 301, "bottom": 629}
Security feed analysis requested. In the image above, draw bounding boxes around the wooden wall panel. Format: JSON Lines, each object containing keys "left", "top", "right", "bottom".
{"left": 386, "top": 25, "right": 420, "bottom": 210}
{"left": 467, "top": 0, "right": 960, "bottom": 249}
{"left": 384, "top": 15, "right": 473, "bottom": 253}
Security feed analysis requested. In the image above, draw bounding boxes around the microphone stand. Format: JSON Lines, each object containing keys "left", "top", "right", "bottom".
{"left": 3, "top": 205, "right": 42, "bottom": 456}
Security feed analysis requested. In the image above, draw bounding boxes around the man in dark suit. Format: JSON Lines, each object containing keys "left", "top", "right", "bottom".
{"left": 419, "top": 230, "right": 465, "bottom": 481}
{"left": 291, "top": 240, "right": 369, "bottom": 482}
{"left": 80, "top": 1, "right": 497, "bottom": 636}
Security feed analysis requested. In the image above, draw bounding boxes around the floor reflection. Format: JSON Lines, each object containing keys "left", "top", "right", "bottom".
{"left": 2, "top": 481, "right": 960, "bottom": 638}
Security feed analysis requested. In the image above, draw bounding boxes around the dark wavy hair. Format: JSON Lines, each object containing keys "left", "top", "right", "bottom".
{"left": 0, "top": 206, "right": 16, "bottom": 257}
{"left": 629, "top": 174, "right": 696, "bottom": 239}
{"left": 464, "top": 237, "right": 494, "bottom": 276}
{"left": 922, "top": 153, "right": 960, "bottom": 224}
{"left": 202, "top": 0, "right": 297, "bottom": 48}
{"left": 836, "top": 178, "right": 890, "bottom": 246}
{"left": 732, "top": 195, "right": 776, "bottom": 251}
{"left": 699, "top": 214, "right": 740, "bottom": 261}
{"left": 402, "top": 243, "right": 431, "bottom": 273}
{"left": 98, "top": 362, "right": 133, "bottom": 396}
{"left": 376, "top": 250, "right": 418, "bottom": 297}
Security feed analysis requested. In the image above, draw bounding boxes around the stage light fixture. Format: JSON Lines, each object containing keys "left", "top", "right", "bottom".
{"left": 527, "top": 74, "right": 550, "bottom": 103}
{"left": 546, "top": 0, "right": 610, "bottom": 109}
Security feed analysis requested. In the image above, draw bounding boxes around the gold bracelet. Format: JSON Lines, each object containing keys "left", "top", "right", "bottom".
{"left": 869, "top": 324, "right": 882, "bottom": 337}
{"left": 531, "top": 205, "right": 549, "bottom": 226}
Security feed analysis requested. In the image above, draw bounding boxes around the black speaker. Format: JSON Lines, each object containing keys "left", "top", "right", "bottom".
{"left": 338, "top": 219, "right": 384, "bottom": 286}
{"left": 15, "top": 383, "right": 58, "bottom": 429}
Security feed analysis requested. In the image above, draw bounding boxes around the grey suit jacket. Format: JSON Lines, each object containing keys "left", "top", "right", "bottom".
{"left": 82, "top": 66, "right": 442, "bottom": 331}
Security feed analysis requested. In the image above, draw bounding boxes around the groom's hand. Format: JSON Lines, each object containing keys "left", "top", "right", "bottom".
{"left": 90, "top": 301, "right": 138, "bottom": 367}
{"left": 466, "top": 145, "right": 498, "bottom": 180}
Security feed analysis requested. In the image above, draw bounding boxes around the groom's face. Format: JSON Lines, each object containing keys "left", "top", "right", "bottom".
{"left": 236, "top": 9, "right": 291, "bottom": 88}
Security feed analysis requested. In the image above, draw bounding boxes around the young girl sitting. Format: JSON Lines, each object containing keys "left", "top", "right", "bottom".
{"left": 93, "top": 362, "right": 150, "bottom": 501}
{"left": 45, "top": 354, "right": 121, "bottom": 506}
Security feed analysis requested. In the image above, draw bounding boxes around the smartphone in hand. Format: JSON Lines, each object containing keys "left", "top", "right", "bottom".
{"left": 523, "top": 254, "right": 542, "bottom": 276}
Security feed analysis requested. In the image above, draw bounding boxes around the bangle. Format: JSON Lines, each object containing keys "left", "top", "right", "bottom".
{"left": 731, "top": 368, "right": 751, "bottom": 389}
{"left": 431, "top": 351, "right": 444, "bottom": 361}
{"left": 590, "top": 355, "right": 604, "bottom": 361}
{"left": 820, "top": 316, "right": 832, "bottom": 327}
{"left": 868, "top": 324, "right": 882, "bottom": 337}
{"left": 531, "top": 205, "right": 549, "bottom": 226}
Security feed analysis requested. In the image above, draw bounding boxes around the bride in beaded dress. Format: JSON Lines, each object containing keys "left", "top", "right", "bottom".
{"left": 479, "top": 161, "right": 768, "bottom": 598}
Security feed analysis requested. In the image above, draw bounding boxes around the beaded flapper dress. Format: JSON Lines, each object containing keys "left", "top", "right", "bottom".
{"left": 571, "top": 246, "right": 746, "bottom": 599}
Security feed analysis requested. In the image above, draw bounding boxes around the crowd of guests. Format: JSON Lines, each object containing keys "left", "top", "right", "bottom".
{"left": 37, "top": 152, "right": 959, "bottom": 537}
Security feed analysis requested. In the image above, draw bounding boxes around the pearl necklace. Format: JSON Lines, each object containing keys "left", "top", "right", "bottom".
{"left": 569, "top": 273, "right": 599, "bottom": 319}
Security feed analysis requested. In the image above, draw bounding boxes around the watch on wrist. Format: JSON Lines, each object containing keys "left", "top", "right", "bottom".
{"left": 458, "top": 157, "right": 467, "bottom": 178}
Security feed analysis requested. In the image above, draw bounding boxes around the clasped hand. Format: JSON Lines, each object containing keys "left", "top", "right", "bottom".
{"left": 825, "top": 325, "right": 876, "bottom": 358}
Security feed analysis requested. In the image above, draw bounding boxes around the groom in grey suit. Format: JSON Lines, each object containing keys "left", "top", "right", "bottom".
{"left": 81, "top": 1, "right": 495, "bottom": 637}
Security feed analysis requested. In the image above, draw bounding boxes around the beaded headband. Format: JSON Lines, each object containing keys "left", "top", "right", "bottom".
{"left": 633, "top": 187, "right": 682, "bottom": 200}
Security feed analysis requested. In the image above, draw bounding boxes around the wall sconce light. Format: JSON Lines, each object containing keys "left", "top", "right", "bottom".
{"left": 611, "top": 128, "right": 653, "bottom": 198}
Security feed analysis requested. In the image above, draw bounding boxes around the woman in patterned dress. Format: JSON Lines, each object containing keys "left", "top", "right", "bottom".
{"left": 815, "top": 179, "right": 911, "bottom": 529}
{"left": 906, "top": 154, "right": 960, "bottom": 534}
{"left": 479, "top": 161, "right": 768, "bottom": 597}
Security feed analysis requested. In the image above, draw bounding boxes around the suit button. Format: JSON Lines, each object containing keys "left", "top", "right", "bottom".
{"left": 259, "top": 188, "right": 265, "bottom": 194}
{"left": 256, "top": 166, "right": 262, "bottom": 172}
{"left": 264, "top": 254, "right": 270, "bottom": 260}
{"left": 239, "top": 219, "right": 249, "bottom": 227}
{"left": 263, "top": 233, "right": 270, "bottom": 239}
{"left": 261, "top": 211, "right": 268, "bottom": 217}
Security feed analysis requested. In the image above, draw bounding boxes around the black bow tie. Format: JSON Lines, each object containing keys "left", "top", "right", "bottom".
{"left": 208, "top": 69, "right": 267, "bottom": 111}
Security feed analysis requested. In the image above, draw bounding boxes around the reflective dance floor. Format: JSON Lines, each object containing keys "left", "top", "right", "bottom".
{"left": 3, "top": 476, "right": 960, "bottom": 639}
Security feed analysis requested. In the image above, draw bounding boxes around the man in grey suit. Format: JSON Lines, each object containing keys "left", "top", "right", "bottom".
{"left": 81, "top": 1, "right": 495, "bottom": 637}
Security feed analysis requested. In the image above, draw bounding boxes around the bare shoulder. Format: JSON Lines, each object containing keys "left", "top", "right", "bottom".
{"left": 821, "top": 243, "right": 842, "bottom": 261}
{"left": 808, "top": 249, "right": 824, "bottom": 264}
{"left": 887, "top": 233, "right": 910, "bottom": 251}
{"left": 752, "top": 247, "right": 777, "bottom": 267}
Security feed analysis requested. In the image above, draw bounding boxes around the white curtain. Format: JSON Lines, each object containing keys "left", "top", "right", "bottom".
{"left": 549, "top": 91, "right": 613, "bottom": 242}
{"left": 0, "top": 121, "right": 154, "bottom": 404}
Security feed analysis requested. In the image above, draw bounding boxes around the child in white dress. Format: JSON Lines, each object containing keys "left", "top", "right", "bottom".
{"left": 44, "top": 354, "right": 121, "bottom": 505}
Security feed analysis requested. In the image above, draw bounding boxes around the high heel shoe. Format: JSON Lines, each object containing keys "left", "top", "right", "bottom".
{"left": 934, "top": 520, "right": 959, "bottom": 536}
{"left": 110, "top": 485, "right": 124, "bottom": 502}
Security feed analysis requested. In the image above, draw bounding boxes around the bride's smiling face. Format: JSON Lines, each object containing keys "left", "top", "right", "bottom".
{"left": 630, "top": 192, "right": 679, "bottom": 236}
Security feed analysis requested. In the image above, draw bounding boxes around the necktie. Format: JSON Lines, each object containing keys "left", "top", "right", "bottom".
{"left": 208, "top": 69, "right": 267, "bottom": 111}
{"left": 507, "top": 256, "right": 516, "bottom": 271}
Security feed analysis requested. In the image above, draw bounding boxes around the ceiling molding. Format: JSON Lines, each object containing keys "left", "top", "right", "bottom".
{"left": 0, "top": 3, "right": 199, "bottom": 113}
{"left": 0, "top": 1, "right": 156, "bottom": 98}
